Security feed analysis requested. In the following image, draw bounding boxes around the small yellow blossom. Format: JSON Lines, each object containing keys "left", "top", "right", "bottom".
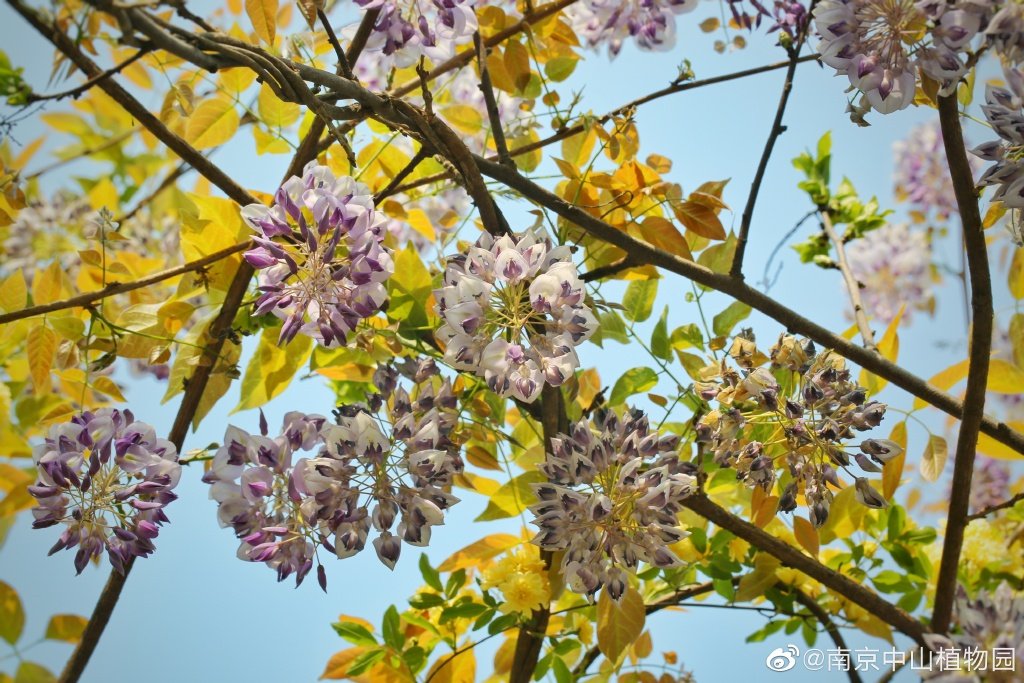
{"left": 498, "top": 573, "right": 550, "bottom": 615}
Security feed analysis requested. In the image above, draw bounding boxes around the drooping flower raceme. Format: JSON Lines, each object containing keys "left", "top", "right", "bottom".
{"left": 29, "top": 408, "right": 181, "bottom": 574}
{"left": 203, "top": 361, "right": 463, "bottom": 586}
{"left": 435, "top": 228, "right": 597, "bottom": 403}
{"left": 893, "top": 120, "right": 975, "bottom": 222}
{"left": 241, "top": 162, "right": 393, "bottom": 347}
{"left": 529, "top": 408, "right": 697, "bottom": 600}
{"left": 355, "top": 0, "right": 478, "bottom": 66}
{"left": 845, "top": 223, "right": 933, "bottom": 323}
{"left": 924, "top": 583, "right": 1024, "bottom": 682}
{"left": 567, "top": 0, "right": 700, "bottom": 56}
{"left": 973, "top": 67, "right": 1024, "bottom": 209}
{"left": 695, "top": 334, "right": 897, "bottom": 527}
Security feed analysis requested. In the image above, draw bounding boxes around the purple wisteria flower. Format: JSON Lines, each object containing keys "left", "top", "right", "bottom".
{"left": 434, "top": 228, "right": 598, "bottom": 403}
{"left": 696, "top": 334, "right": 896, "bottom": 527}
{"left": 924, "top": 583, "right": 1024, "bottom": 682}
{"left": 969, "top": 457, "right": 1012, "bottom": 515}
{"left": 972, "top": 67, "right": 1024, "bottom": 209}
{"left": 567, "top": 0, "right": 700, "bottom": 56}
{"left": 29, "top": 408, "right": 180, "bottom": 574}
{"left": 529, "top": 408, "right": 697, "bottom": 600}
{"left": 241, "top": 162, "right": 393, "bottom": 347}
{"left": 203, "top": 362, "right": 462, "bottom": 586}
{"left": 354, "top": 0, "right": 478, "bottom": 66}
{"left": 845, "top": 223, "right": 933, "bottom": 323}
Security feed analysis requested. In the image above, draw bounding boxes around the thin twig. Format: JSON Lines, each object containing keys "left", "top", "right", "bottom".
{"left": 759, "top": 209, "right": 816, "bottom": 290}
{"left": 317, "top": 8, "right": 353, "bottom": 80}
{"left": 373, "top": 147, "right": 430, "bottom": 203}
{"left": 24, "top": 128, "right": 136, "bottom": 180}
{"left": 474, "top": 31, "right": 513, "bottom": 168}
{"left": 791, "top": 587, "right": 864, "bottom": 683}
{"left": 965, "top": 490, "right": 1024, "bottom": 522}
{"left": 24, "top": 47, "right": 151, "bottom": 103}
{"left": 930, "top": 93, "right": 993, "bottom": 634}
{"left": 0, "top": 240, "right": 250, "bottom": 325}
{"left": 821, "top": 210, "right": 878, "bottom": 350}
{"left": 581, "top": 256, "right": 637, "bottom": 282}
{"left": 730, "top": 44, "right": 804, "bottom": 278}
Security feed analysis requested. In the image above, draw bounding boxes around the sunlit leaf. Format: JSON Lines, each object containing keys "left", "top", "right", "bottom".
{"left": 596, "top": 586, "right": 645, "bottom": 662}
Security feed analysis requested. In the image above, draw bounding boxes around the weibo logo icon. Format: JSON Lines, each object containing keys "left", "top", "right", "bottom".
{"left": 765, "top": 645, "right": 800, "bottom": 672}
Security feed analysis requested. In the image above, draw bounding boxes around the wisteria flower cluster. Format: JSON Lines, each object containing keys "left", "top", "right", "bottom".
{"left": 567, "top": 0, "right": 700, "bottom": 55}
{"left": 202, "top": 360, "right": 463, "bottom": 586}
{"left": 894, "top": 120, "right": 973, "bottom": 223}
{"left": 973, "top": 67, "right": 1024, "bottom": 209}
{"left": 528, "top": 408, "right": 697, "bottom": 600}
{"left": 695, "top": 333, "right": 897, "bottom": 527}
{"left": 925, "top": 583, "right": 1024, "bottom": 682}
{"left": 845, "top": 223, "right": 933, "bottom": 323}
{"left": 355, "top": 0, "right": 478, "bottom": 66}
{"left": 29, "top": 408, "right": 181, "bottom": 574}
{"left": 435, "top": 228, "right": 597, "bottom": 403}
{"left": 241, "top": 162, "right": 393, "bottom": 347}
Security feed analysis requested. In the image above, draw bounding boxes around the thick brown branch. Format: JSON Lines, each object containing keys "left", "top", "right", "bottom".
{"left": 471, "top": 156, "right": 1024, "bottom": 457}
{"left": 930, "top": 93, "right": 993, "bottom": 633}
{"left": 790, "top": 587, "right": 863, "bottom": 683}
{"left": 509, "top": 384, "right": 566, "bottom": 683}
{"left": 821, "top": 210, "right": 878, "bottom": 350}
{"left": 682, "top": 494, "right": 927, "bottom": 644}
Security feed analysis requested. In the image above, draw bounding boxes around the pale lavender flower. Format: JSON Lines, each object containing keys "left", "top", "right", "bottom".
{"left": 969, "top": 457, "right": 1012, "bottom": 514}
{"left": 845, "top": 223, "right": 933, "bottom": 323}
{"left": 972, "top": 67, "right": 1024, "bottom": 209}
{"left": 242, "top": 162, "right": 393, "bottom": 347}
{"left": 986, "top": 3, "right": 1024, "bottom": 64}
{"left": 924, "top": 583, "right": 1024, "bottom": 682}
{"left": 29, "top": 408, "right": 180, "bottom": 574}
{"left": 567, "top": 0, "right": 700, "bottom": 56}
{"left": 204, "top": 364, "right": 463, "bottom": 585}
{"left": 354, "top": 0, "right": 478, "bottom": 66}
{"left": 529, "top": 408, "right": 697, "bottom": 599}
{"left": 434, "top": 228, "right": 597, "bottom": 403}
{"left": 813, "top": 0, "right": 922, "bottom": 113}
{"left": 894, "top": 120, "right": 972, "bottom": 222}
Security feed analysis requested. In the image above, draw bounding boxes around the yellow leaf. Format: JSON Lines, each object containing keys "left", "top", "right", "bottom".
{"left": 253, "top": 126, "right": 291, "bottom": 155}
{"left": 219, "top": 67, "right": 258, "bottom": 94}
{"left": 27, "top": 325, "right": 56, "bottom": 394}
{"left": 793, "top": 516, "right": 819, "bottom": 557}
{"left": 475, "top": 470, "right": 545, "bottom": 521}
{"left": 0, "top": 486, "right": 34, "bottom": 518}
{"left": 440, "top": 105, "right": 483, "bottom": 136}
{"left": 234, "top": 327, "right": 312, "bottom": 412}
{"left": 185, "top": 98, "right": 241, "bottom": 150}
{"left": 596, "top": 587, "right": 645, "bottom": 662}
{"left": 91, "top": 376, "right": 127, "bottom": 403}
{"left": 1010, "top": 247, "right": 1024, "bottom": 300}
{"left": 859, "top": 305, "right": 903, "bottom": 394}
{"left": 919, "top": 434, "right": 948, "bottom": 482}
{"left": 882, "top": 421, "right": 907, "bottom": 500}
{"left": 320, "top": 647, "right": 367, "bottom": 680}
{"left": 87, "top": 177, "right": 119, "bottom": 212}
{"left": 31, "top": 262, "right": 64, "bottom": 306}
{"left": 912, "top": 359, "right": 969, "bottom": 410}
{"left": 44, "top": 614, "right": 88, "bottom": 643}
{"left": 258, "top": 82, "right": 299, "bottom": 128}
{"left": 673, "top": 200, "right": 725, "bottom": 240}
{"left": 987, "top": 359, "right": 1024, "bottom": 393}
{"left": 425, "top": 648, "right": 475, "bottom": 683}
{"left": 645, "top": 154, "right": 672, "bottom": 174}
{"left": 735, "top": 553, "right": 781, "bottom": 602}
{"left": 438, "top": 534, "right": 521, "bottom": 572}
{"left": 0, "top": 271, "right": 27, "bottom": 313}
{"left": 245, "top": 0, "right": 279, "bottom": 44}
{"left": 1009, "top": 313, "right": 1024, "bottom": 369}
{"left": 634, "top": 216, "right": 693, "bottom": 261}
{"left": 0, "top": 581, "right": 24, "bottom": 645}
{"left": 404, "top": 209, "right": 437, "bottom": 242}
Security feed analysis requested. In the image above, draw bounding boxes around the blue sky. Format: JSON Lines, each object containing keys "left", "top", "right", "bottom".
{"left": 1, "top": 2, "right": 1020, "bottom": 682}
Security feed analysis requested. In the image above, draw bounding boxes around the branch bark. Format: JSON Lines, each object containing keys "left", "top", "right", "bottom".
{"left": 821, "top": 210, "right": 878, "bottom": 350}
{"left": 790, "top": 587, "right": 863, "bottom": 683}
{"left": 930, "top": 93, "right": 993, "bottom": 634}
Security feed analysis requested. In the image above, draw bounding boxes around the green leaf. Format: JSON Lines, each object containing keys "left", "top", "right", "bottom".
{"left": 234, "top": 326, "right": 313, "bottom": 412}
{"left": 419, "top": 553, "right": 443, "bottom": 592}
{"left": 595, "top": 310, "right": 629, "bottom": 345}
{"left": 608, "top": 367, "right": 658, "bottom": 406}
{"left": 332, "top": 622, "right": 378, "bottom": 647}
{"left": 14, "top": 662, "right": 54, "bottom": 683}
{"left": 0, "top": 580, "right": 24, "bottom": 645}
{"left": 475, "top": 471, "right": 546, "bottom": 521}
{"left": 622, "top": 278, "right": 658, "bottom": 323}
{"left": 382, "top": 605, "right": 402, "bottom": 650}
{"left": 712, "top": 301, "right": 752, "bottom": 337}
{"left": 650, "top": 307, "right": 670, "bottom": 361}
{"left": 735, "top": 554, "right": 781, "bottom": 602}
{"left": 670, "top": 323, "right": 704, "bottom": 350}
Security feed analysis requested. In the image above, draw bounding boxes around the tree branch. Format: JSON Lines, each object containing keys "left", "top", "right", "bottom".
{"left": 730, "top": 45, "right": 803, "bottom": 278}
{"left": 23, "top": 47, "right": 151, "bottom": 103}
{"left": 930, "top": 93, "right": 993, "bottom": 634}
{"left": 470, "top": 155, "right": 1024, "bottom": 457}
{"left": 790, "top": 587, "right": 864, "bottom": 683}
{"left": 821, "top": 210, "right": 877, "bottom": 350}
{"left": 965, "top": 490, "right": 1024, "bottom": 522}
{"left": 474, "top": 31, "right": 513, "bottom": 168}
